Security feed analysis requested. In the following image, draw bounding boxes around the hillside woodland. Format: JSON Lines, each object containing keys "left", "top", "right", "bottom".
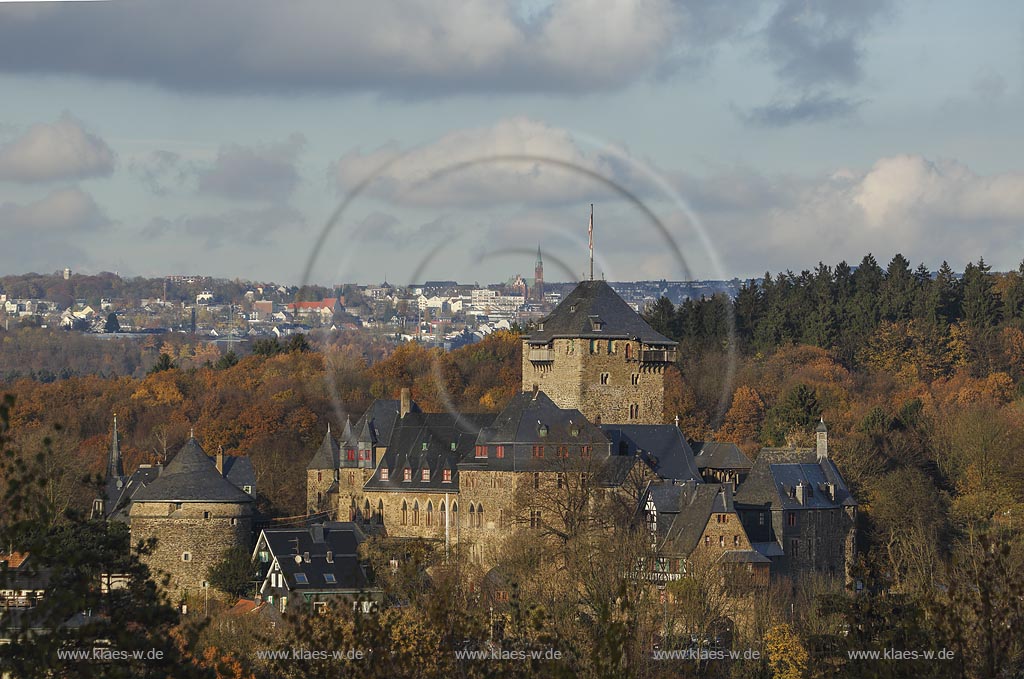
{"left": 1, "top": 254, "right": 1023, "bottom": 678}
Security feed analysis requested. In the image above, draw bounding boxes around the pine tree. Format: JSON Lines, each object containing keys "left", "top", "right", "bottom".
{"left": 961, "top": 258, "right": 1001, "bottom": 329}
{"left": 1001, "top": 260, "right": 1024, "bottom": 323}
{"left": 934, "top": 261, "right": 962, "bottom": 325}
{"left": 880, "top": 253, "right": 915, "bottom": 322}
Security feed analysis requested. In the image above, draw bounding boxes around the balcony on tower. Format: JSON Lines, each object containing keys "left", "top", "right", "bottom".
{"left": 528, "top": 347, "right": 555, "bottom": 363}
{"left": 640, "top": 347, "right": 677, "bottom": 364}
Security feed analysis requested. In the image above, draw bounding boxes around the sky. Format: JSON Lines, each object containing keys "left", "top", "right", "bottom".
{"left": 0, "top": 0, "right": 1023, "bottom": 286}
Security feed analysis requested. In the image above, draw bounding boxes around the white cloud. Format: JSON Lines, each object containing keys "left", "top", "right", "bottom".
{"left": 681, "top": 155, "right": 1024, "bottom": 276}
{"left": 0, "top": 113, "right": 115, "bottom": 183}
{"left": 0, "top": 187, "right": 111, "bottom": 232}
{"left": 143, "top": 204, "right": 305, "bottom": 248}
{"left": 197, "top": 134, "right": 305, "bottom": 202}
{"left": 0, "top": 0, "right": 747, "bottom": 95}
{"left": 333, "top": 118, "right": 643, "bottom": 207}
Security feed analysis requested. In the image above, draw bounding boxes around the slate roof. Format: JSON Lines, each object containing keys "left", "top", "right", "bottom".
{"left": 603, "top": 424, "right": 702, "bottom": 481}
{"left": 643, "top": 480, "right": 734, "bottom": 555}
{"left": 364, "top": 411, "right": 496, "bottom": 492}
{"left": 525, "top": 280, "right": 676, "bottom": 346}
{"left": 258, "top": 522, "right": 370, "bottom": 592}
{"left": 107, "top": 465, "right": 162, "bottom": 521}
{"left": 222, "top": 456, "right": 255, "bottom": 493}
{"left": 733, "top": 448, "right": 856, "bottom": 510}
{"left": 692, "top": 442, "right": 753, "bottom": 471}
{"left": 463, "top": 391, "right": 619, "bottom": 476}
{"left": 131, "top": 438, "right": 254, "bottom": 503}
{"left": 717, "top": 550, "right": 771, "bottom": 564}
{"left": 307, "top": 428, "right": 341, "bottom": 470}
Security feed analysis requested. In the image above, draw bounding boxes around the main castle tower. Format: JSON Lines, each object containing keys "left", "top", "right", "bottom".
{"left": 521, "top": 280, "right": 677, "bottom": 425}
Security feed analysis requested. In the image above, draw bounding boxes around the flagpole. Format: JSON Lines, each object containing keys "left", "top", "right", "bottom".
{"left": 589, "top": 204, "right": 594, "bottom": 281}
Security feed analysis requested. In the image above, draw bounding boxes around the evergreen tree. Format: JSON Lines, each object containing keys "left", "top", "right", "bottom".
{"left": 933, "top": 261, "right": 962, "bottom": 325}
{"left": 879, "top": 253, "right": 915, "bottom": 322}
{"left": 804, "top": 263, "right": 837, "bottom": 348}
{"left": 761, "top": 383, "right": 821, "bottom": 446}
{"left": 643, "top": 297, "right": 676, "bottom": 340}
{"left": 104, "top": 312, "right": 120, "bottom": 333}
{"left": 1001, "top": 260, "right": 1024, "bottom": 323}
{"left": 961, "top": 258, "right": 1001, "bottom": 329}
{"left": 733, "top": 280, "right": 760, "bottom": 349}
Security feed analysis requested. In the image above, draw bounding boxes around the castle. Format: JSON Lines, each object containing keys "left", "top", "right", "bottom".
{"left": 93, "top": 277, "right": 856, "bottom": 602}
{"left": 306, "top": 279, "right": 857, "bottom": 580}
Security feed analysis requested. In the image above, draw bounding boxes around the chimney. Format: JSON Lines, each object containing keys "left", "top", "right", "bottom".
{"left": 216, "top": 446, "right": 224, "bottom": 475}
{"left": 795, "top": 481, "right": 806, "bottom": 505}
{"left": 816, "top": 417, "right": 828, "bottom": 461}
{"left": 400, "top": 388, "right": 411, "bottom": 418}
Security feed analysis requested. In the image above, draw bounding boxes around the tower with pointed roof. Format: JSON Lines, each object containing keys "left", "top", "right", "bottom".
{"left": 129, "top": 436, "right": 254, "bottom": 599}
{"left": 533, "top": 245, "right": 544, "bottom": 302}
{"left": 522, "top": 279, "right": 678, "bottom": 425}
{"left": 92, "top": 416, "right": 126, "bottom": 519}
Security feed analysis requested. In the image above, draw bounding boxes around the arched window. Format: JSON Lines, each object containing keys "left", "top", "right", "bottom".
{"left": 625, "top": 343, "right": 632, "bottom": 360}
{"left": 440, "top": 501, "right": 447, "bottom": 525}
{"left": 349, "top": 499, "right": 356, "bottom": 521}
{"left": 412, "top": 501, "right": 420, "bottom": 526}
{"left": 364, "top": 500, "right": 371, "bottom": 523}
{"left": 401, "top": 500, "right": 408, "bottom": 526}
{"left": 468, "top": 505, "right": 475, "bottom": 528}
{"left": 476, "top": 504, "right": 484, "bottom": 528}
{"left": 452, "top": 501, "right": 458, "bottom": 516}
{"left": 426, "top": 501, "right": 434, "bottom": 527}
{"left": 378, "top": 499, "right": 384, "bottom": 524}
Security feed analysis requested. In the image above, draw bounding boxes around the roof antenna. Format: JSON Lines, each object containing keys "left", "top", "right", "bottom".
{"left": 588, "top": 203, "right": 594, "bottom": 281}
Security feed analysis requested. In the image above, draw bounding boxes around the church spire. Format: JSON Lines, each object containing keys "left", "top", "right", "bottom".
{"left": 108, "top": 414, "right": 124, "bottom": 479}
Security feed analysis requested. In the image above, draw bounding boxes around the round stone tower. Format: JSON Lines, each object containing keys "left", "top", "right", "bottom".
{"left": 129, "top": 437, "right": 255, "bottom": 601}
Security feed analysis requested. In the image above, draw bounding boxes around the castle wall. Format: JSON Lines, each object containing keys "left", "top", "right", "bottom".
{"left": 522, "top": 338, "right": 666, "bottom": 425}
{"left": 130, "top": 500, "right": 253, "bottom": 600}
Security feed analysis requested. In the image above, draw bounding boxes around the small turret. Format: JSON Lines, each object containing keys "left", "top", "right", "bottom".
{"left": 816, "top": 417, "right": 828, "bottom": 461}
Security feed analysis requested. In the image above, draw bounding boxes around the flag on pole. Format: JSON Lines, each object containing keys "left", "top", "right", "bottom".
{"left": 588, "top": 203, "right": 594, "bottom": 281}
{"left": 588, "top": 204, "right": 593, "bottom": 251}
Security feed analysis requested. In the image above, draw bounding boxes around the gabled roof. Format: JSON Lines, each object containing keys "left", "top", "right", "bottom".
{"left": 525, "top": 280, "right": 676, "bottom": 346}
{"left": 603, "top": 425, "right": 701, "bottom": 482}
{"left": 465, "top": 391, "right": 611, "bottom": 473}
{"left": 692, "top": 442, "right": 753, "bottom": 471}
{"left": 107, "top": 464, "right": 162, "bottom": 521}
{"left": 258, "top": 522, "right": 370, "bottom": 592}
{"left": 222, "top": 456, "right": 255, "bottom": 491}
{"left": 733, "top": 448, "right": 856, "bottom": 510}
{"left": 131, "top": 438, "right": 254, "bottom": 503}
{"left": 643, "top": 480, "right": 734, "bottom": 556}
{"left": 364, "top": 411, "right": 495, "bottom": 491}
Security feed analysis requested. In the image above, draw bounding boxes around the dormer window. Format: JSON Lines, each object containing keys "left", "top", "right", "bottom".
{"left": 346, "top": 449, "right": 355, "bottom": 461}
{"left": 475, "top": 445, "right": 487, "bottom": 459}
{"left": 380, "top": 468, "right": 389, "bottom": 481}
{"left": 443, "top": 469, "right": 452, "bottom": 483}
{"left": 421, "top": 442, "right": 428, "bottom": 451}
{"left": 403, "top": 468, "right": 412, "bottom": 482}
{"left": 421, "top": 469, "right": 430, "bottom": 482}
{"left": 538, "top": 424, "right": 548, "bottom": 437}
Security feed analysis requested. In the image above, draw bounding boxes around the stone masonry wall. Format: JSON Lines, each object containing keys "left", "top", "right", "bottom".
{"left": 130, "top": 500, "right": 253, "bottom": 600}
{"left": 523, "top": 339, "right": 666, "bottom": 425}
